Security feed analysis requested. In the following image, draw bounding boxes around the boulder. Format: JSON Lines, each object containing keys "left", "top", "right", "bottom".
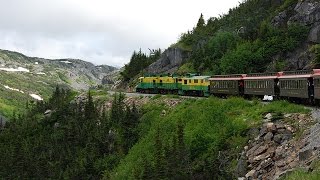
{"left": 274, "top": 134, "right": 283, "bottom": 144}
{"left": 253, "top": 152, "right": 271, "bottom": 162}
{"left": 275, "top": 159, "right": 287, "bottom": 168}
{"left": 284, "top": 114, "right": 292, "bottom": 118}
{"left": 247, "top": 143, "right": 262, "bottom": 157}
{"left": 276, "top": 123, "right": 285, "bottom": 129}
{"left": 260, "top": 126, "right": 268, "bottom": 137}
{"left": 254, "top": 144, "right": 269, "bottom": 156}
{"left": 265, "top": 113, "right": 273, "bottom": 120}
{"left": 264, "top": 132, "right": 274, "bottom": 141}
{"left": 245, "top": 169, "right": 256, "bottom": 178}
{"left": 236, "top": 153, "right": 248, "bottom": 177}
{"left": 260, "top": 158, "right": 273, "bottom": 169}
{"left": 267, "top": 123, "right": 277, "bottom": 132}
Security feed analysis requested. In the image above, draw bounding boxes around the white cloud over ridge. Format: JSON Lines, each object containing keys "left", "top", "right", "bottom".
{"left": 0, "top": 0, "right": 240, "bottom": 67}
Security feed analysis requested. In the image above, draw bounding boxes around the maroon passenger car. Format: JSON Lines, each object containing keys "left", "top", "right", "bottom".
{"left": 243, "top": 72, "right": 281, "bottom": 97}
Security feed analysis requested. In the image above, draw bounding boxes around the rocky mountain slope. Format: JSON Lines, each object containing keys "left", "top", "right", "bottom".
{"left": 145, "top": 48, "right": 190, "bottom": 74}
{"left": 269, "top": 0, "right": 320, "bottom": 70}
{"left": 0, "top": 49, "right": 117, "bottom": 90}
{"left": 0, "top": 49, "right": 117, "bottom": 118}
{"left": 143, "top": 0, "right": 320, "bottom": 75}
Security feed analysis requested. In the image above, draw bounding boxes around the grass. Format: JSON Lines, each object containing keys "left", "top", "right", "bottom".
{"left": 151, "top": 94, "right": 162, "bottom": 100}
{"left": 109, "top": 97, "right": 308, "bottom": 179}
{"left": 281, "top": 160, "right": 320, "bottom": 179}
{"left": 90, "top": 89, "right": 108, "bottom": 97}
{"left": 57, "top": 71, "right": 71, "bottom": 84}
{"left": 282, "top": 170, "right": 320, "bottom": 180}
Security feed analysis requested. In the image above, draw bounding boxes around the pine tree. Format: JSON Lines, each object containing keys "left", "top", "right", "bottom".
{"left": 84, "top": 91, "right": 96, "bottom": 120}
{"left": 196, "top": 13, "right": 205, "bottom": 30}
{"left": 154, "top": 126, "right": 165, "bottom": 179}
{"left": 176, "top": 122, "right": 191, "bottom": 179}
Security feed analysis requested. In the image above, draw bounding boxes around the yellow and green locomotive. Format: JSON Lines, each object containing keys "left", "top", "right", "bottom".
{"left": 136, "top": 73, "right": 210, "bottom": 96}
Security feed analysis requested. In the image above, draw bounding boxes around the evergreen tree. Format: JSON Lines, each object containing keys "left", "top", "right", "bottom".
{"left": 154, "top": 127, "right": 165, "bottom": 179}
{"left": 196, "top": 13, "right": 205, "bottom": 29}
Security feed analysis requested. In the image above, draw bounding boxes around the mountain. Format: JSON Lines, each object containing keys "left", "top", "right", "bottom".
{"left": 141, "top": 0, "right": 320, "bottom": 75}
{"left": 0, "top": 49, "right": 117, "bottom": 118}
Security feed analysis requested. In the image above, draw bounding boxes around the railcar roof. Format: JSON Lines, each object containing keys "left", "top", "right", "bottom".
{"left": 182, "top": 76, "right": 210, "bottom": 79}
{"left": 243, "top": 76, "right": 278, "bottom": 80}
{"left": 278, "top": 74, "right": 313, "bottom": 79}
{"left": 209, "top": 77, "right": 242, "bottom": 81}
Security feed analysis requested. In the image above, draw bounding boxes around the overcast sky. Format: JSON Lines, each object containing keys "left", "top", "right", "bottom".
{"left": 0, "top": 0, "right": 241, "bottom": 67}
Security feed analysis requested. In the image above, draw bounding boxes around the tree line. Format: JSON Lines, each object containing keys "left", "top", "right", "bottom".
{"left": 0, "top": 87, "right": 140, "bottom": 179}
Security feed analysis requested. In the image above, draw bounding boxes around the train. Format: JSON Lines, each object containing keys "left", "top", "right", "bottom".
{"left": 136, "top": 70, "right": 320, "bottom": 104}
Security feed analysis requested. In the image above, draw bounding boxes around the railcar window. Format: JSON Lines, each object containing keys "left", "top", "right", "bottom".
{"left": 298, "top": 80, "right": 302, "bottom": 89}
{"left": 194, "top": 79, "right": 198, "bottom": 83}
{"left": 315, "top": 79, "right": 320, "bottom": 87}
{"left": 214, "top": 81, "right": 219, "bottom": 88}
{"left": 285, "top": 81, "right": 288, "bottom": 89}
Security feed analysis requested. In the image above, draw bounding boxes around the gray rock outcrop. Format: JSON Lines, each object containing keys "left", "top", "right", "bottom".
{"left": 269, "top": 0, "right": 320, "bottom": 71}
{"left": 146, "top": 48, "right": 190, "bottom": 74}
{"left": 288, "top": 0, "right": 320, "bottom": 26}
{"left": 237, "top": 112, "right": 320, "bottom": 179}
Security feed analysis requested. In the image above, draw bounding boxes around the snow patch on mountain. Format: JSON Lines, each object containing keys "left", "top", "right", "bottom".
{"left": 60, "top": 61, "right": 72, "bottom": 64}
{"left": 29, "top": 94, "right": 43, "bottom": 101}
{"left": 2, "top": 84, "right": 43, "bottom": 101}
{"left": 3, "top": 85, "right": 24, "bottom": 93}
{"left": 0, "top": 67, "right": 29, "bottom": 72}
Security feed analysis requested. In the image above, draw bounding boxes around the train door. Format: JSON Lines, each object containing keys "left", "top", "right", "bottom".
{"left": 274, "top": 79, "right": 280, "bottom": 97}
{"left": 238, "top": 80, "right": 244, "bottom": 96}
{"left": 308, "top": 77, "right": 314, "bottom": 98}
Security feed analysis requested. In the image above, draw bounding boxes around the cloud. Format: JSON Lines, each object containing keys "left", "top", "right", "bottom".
{"left": 0, "top": 0, "right": 240, "bottom": 66}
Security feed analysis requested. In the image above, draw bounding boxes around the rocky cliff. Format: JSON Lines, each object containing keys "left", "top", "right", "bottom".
{"left": 145, "top": 47, "right": 190, "bottom": 74}
{"left": 269, "top": 0, "right": 320, "bottom": 71}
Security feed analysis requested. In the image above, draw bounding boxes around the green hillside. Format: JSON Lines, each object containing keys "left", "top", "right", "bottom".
{"left": 0, "top": 87, "right": 309, "bottom": 179}
{"left": 175, "top": 0, "right": 307, "bottom": 74}
{"left": 120, "top": 0, "right": 316, "bottom": 82}
{"left": 109, "top": 97, "right": 308, "bottom": 179}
